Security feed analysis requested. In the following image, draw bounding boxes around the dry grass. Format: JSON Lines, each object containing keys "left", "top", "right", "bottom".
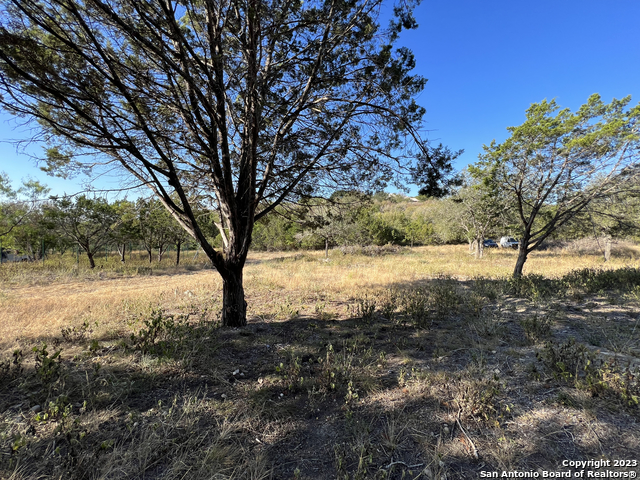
{"left": 1, "top": 244, "right": 638, "bottom": 352}
{"left": 1, "top": 244, "right": 640, "bottom": 479}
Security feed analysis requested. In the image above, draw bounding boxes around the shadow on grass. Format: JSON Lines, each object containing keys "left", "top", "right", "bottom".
{"left": 2, "top": 267, "right": 640, "bottom": 479}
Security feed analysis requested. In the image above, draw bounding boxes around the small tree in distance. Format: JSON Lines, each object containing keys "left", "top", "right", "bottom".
{"left": 451, "top": 169, "right": 511, "bottom": 259}
{"left": 46, "top": 196, "right": 120, "bottom": 268}
{"left": 478, "top": 94, "right": 640, "bottom": 277}
{"left": 136, "top": 198, "right": 174, "bottom": 264}
{"left": 0, "top": 173, "right": 49, "bottom": 240}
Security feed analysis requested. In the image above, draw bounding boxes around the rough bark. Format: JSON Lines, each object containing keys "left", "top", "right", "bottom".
{"left": 221, "top": 267, "right": 247, "bottom": 327}
{"left": 513, "top": 246, "right": 528, "bottom": 278}
{"left": 604, "top": 237, "right": 612, "bottom": 262}
{"left": 176, "top": 242, "right": 181, "bottom": 266}
{"left": 87, "top": 251, "right": 96, "bottom": 269}
{"left": 476, "top": 237, "right": 484, "bottom": 259}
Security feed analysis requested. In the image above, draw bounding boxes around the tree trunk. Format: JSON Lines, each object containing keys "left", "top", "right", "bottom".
{"left": 221, "top": 267, "right": 247, "bottom": 327}
{"left": 476, "top": 237, "right": 484, "bottom": 259}
{"left": 147, "top": 248, "right": 152, "bottom": 263}
{"left": 472, "top": 238, "right": 479, "bottom": 256}
{"left": 87, "top": 251, "right": 96, "bottom": 269}
{"left": 604, "top": 237, "right": 612, "bottom": 262}
{"left": 118, "top": 243, "right": 126, "bottom": 263}
{"left": 176, "top": 242, "right": 181, "bottom": 266}
{"left": 325, "top": 238, "right": 329, "bottom": 259}
{"left": 513, "top": 246, "right": 528, "bottom": 277}
{"left": 469, "top": 239, "right": 475, "bottom": 252}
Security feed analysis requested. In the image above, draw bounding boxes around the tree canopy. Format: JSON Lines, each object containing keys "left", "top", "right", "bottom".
{"left": 0, "top": 0, "right": 447, "bottom": 325}
{"left": 478, "top": 94, "right": 640, "bottom": 277}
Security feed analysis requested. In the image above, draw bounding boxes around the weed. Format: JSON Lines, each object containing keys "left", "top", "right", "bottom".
{"left": 454, "top": 377, "right": 503, "bottom": 421}
{"left": 275, "top": 355, "right": 304, "bottom": 392}
{"left": 33, "top": 343, "right": 62, "bottom": 385}
{"left": 129, "top": 307, "right": 190, "bottom": 356}
{"left": 555, "top": 390, "right": 583, "bottom": 409}
{"left": 473, "top": 276, "right": 503, "bottom": 301}
{"left": 0, "top": 349, "right": 23, "bottom": 380}
{"left": 34, "top": 396, "right": 74, "bottom": 434}
{"left": 61, "top": 320, "right": 93, "bottom": 343}
{"left": 537, "top": 339, "right": 593, "bottom": 382}
{"left": 399, "top": 288, "right": 430, "bottom": 327}
{"left": 537, "top": 339, "right": 640, "bottom": 407}
{"left": 277, "top": 298, "right": 300, "bottom": 320}
{"left": 429, "top": 276, "right": 460, "bottom": 317}
{"left": 467, "top": 307, "right": 507, "bottom": 339}
{"left": 377, "top": 289, "right": 399, "bottom": 322}
{"left": 562, "top": 267, "right": 640, "bottom": 295}
{"left": 506, "top": 274, "right": 556, "bottom": 301}
{"left": 628, "top": 285, "right": 640, "bottom": 303}
{"left": 379, "top": 415, "right": 406, "bottom": 457}
{"left": 314, "top": 301, "right": 333, "bottom": 321}
{"left": 351, "top": 294, "right": 377, "bottom": 323}
{"left": 465, "top": 293, "right": 488, "bottom": 318}
{"left": 520, "top": 313, "right": 553, "bottom": 343}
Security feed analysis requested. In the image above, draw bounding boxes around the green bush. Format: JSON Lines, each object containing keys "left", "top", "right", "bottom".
{"left": 562, "top": 267, "right": 640, "bottom": 295}
{"left": 537, "top": 339, "right": 640, "bottom": 407}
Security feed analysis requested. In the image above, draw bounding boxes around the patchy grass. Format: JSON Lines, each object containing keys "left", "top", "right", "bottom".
{"left": 1, "top": 245, "right": 640, "bottom": 479}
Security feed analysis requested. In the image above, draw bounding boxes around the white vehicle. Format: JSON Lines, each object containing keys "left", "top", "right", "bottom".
{"left": 499, "top": 237, "right": 520, "bottom": 249}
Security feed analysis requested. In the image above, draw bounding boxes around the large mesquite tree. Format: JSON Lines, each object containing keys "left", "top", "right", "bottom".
{"left": 0, "top": 0, "right": 446, "bottom": 326}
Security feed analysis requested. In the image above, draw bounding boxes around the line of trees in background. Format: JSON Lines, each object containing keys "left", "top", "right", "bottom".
{"left": 0, "top": 189, "right": 218, "bottom": 267}
{"left": 1, "top": 176, "right": 639, "bottom": 270}
{"left": 1, "top": 178, "right": 639, "bottom": 268}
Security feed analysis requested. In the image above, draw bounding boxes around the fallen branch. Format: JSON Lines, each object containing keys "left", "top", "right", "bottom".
{"left": 383, "top": 460, "right": 424, "bottom": 470}
{"left": 456, "top": 409, "right": 479, "bottom": 460}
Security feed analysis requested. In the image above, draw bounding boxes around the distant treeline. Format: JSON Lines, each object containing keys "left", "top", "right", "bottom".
{"left": 1, "top": 184, "right": 638, "bottom": 265}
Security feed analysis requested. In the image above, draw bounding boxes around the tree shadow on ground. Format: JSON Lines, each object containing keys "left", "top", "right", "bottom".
{"left": 1, "top": 270, "right": 640, "bottom": 479}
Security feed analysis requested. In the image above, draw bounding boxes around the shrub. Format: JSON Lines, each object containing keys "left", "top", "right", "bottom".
{"left": 537, "top": 339, "right": 640, "bottom": 407}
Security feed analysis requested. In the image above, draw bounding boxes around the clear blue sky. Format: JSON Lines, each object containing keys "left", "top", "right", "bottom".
{"left": 1, "top": 0, "right": 639, "bottom": 196}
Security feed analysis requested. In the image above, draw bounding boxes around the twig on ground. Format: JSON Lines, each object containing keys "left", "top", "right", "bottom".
{"left": 456, "top": 408, "right": 479, "bottom": 460}
{"left": 383, "top": 460, "right": 424, "bottom": 470}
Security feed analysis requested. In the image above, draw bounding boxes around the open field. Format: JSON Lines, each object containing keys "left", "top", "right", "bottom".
{"left": 1, "top": 244, "right": 640, "bottom": 479}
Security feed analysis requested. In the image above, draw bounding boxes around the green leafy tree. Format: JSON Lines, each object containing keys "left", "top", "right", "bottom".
{"left": 478, "top": 94, "right": 640, "bottom": 277}
{"left": 0, "top": 0, "right": 448, "bottom": 326}
{"left": 297, "top": 194, "right": 370, "bottom": 257}
{"left": 111, "top": 199, "right": 139, "bottom": 262}
{"left": 562, "top": 186, "right": 640, "bottom": 260}
{"left": 403, "top": 215, "right": 434, "bottom": 247}
{"left": 136, "top": 198, "right": 174, "bottom": 263}
{"left": 412, "top": 144, "right": 463, "bottom": 197}
{"left": 45, "top": 195, "right": 120, "bottom": 268}
{"left": 8, "top": 204, "right": 58, "bottom": 260}
{"left": 0, "top": 173, "right": 49, "bottom": 240}
{"left": 451, "top": 169, "right": 512, "bottom": 258}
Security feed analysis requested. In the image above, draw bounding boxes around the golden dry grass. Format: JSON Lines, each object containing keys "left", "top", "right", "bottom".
{"left": 2, "top": 244, "right": 640, "bottom": 479}
{"left": 1, "top": 244, "right": 638, "bottom": 355}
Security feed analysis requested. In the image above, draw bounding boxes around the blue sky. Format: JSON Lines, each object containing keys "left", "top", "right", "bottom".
{"left": 1, "top": 0, "right": 639, "bottom": 196}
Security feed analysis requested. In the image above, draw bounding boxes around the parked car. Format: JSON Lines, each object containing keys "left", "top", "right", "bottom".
{"left": 0, "top": 249, "right": 32, "bottom": 262}
{"left": 483, "top": 239, "right": 498, "bottom": 248}
{"left": 499, "top": 237, "right": 520, "bottom": 249}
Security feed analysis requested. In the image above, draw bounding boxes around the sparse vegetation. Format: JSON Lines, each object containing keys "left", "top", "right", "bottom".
{"left": 1, "top": 245, "right": 640, "bottom": 479}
